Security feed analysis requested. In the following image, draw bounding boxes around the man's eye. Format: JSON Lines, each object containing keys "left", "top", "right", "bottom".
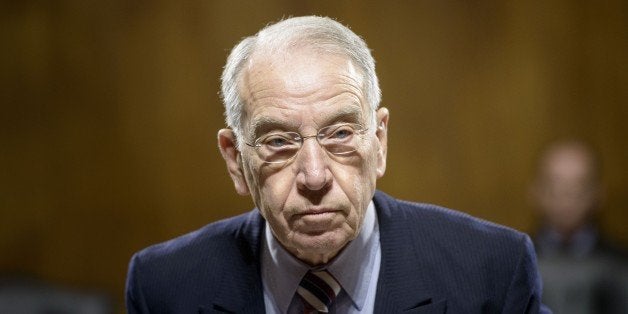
{"left": 263, "top": 136, "right": 291, "bottom": 148}
{"left": 330, "top": 127, "right": 354, "bottom": 139}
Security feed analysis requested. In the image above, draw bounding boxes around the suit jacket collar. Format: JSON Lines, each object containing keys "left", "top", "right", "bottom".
{"left": 373, "top": 190, "right": 445, "bottom": 312}
{"left": 204, "top": 210, "right": 267, "bottom": 313}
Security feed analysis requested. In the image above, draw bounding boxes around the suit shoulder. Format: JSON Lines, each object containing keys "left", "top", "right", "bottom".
{"left": 374, "top": 191, "right": 530, "bottom": 252}
{"left": 411, "top": 201, "right": 521, "bottom": 238}
{"left": 126, "top": 210, "right": 265, "bottom": 311}
{"left": 373, "top": 191, "right": 542, "bottom": 311}
{"left": 130, "top": 210, "right": 261, "bottom": 270}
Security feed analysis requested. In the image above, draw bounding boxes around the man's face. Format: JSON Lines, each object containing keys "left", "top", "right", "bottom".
{"left": 219, "top": 49, "right": 388, "bottom": 265}
{"left": 535, "top": 147, "right": 599, "bottom": 235}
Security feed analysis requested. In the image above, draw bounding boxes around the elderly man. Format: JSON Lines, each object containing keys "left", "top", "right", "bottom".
{"left": 126, "top": 16, "right": 548, "bottom": 313}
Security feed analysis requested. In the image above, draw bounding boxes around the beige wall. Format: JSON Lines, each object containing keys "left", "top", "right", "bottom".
{"left": 2, "top": 1, "right": 627, "bottom": 311}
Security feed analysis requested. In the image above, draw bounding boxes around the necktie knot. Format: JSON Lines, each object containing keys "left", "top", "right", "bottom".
{"left": 297, "top": 270, "right": 341, "bottom": 313}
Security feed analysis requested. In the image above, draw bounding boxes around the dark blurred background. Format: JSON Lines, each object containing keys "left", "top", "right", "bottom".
{"left": 1, "top": 1, "right": 627, "bottom": 312}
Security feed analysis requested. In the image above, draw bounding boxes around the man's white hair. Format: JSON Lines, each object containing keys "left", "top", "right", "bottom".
{"left": 220, "top": 16, "right": 381, "bottom": 149}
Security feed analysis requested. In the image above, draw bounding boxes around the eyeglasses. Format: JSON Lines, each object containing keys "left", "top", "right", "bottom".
{"left": 244, "top": 123, "right": 369, "bottom": 164}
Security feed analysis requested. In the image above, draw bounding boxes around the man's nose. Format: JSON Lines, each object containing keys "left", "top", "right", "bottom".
{"left": 295, "top": 138, "right": 332, "bottom": 191}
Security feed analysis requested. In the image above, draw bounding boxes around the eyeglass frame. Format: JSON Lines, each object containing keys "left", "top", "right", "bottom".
{"left": 243, "top": 122, "right": 371, "bottom": 164}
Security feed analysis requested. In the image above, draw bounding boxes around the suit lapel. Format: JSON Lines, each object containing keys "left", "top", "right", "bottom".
{"left": 373, "top": 191, "right": 446, "bottom": 312}
{"left": 203, "top": 210, "right": 267, "bottom": 313}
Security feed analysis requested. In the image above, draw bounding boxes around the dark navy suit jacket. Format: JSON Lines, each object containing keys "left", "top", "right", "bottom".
{"left": 126, "top": 191, "right": 548, "bottom": 313}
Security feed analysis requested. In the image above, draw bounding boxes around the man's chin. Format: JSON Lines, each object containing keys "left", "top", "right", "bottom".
{"left": 290, "top": 231, "right": 351, "bottom": 261}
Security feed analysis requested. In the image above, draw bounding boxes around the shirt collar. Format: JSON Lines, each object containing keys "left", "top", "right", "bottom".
{"left": 261, "top": 201, "right": 380, "bottom": 313}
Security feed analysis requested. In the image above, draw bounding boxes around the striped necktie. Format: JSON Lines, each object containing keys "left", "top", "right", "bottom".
{"left": 297, "top": 270, "right": 341, "bottom": 313}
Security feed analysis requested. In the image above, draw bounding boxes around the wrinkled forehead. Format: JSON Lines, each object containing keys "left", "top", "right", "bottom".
{"left": 245, "top": 45, "right": 365, "bottom": 89}
{"left": 238, "top": 48, "right": 370, "bottom": 128}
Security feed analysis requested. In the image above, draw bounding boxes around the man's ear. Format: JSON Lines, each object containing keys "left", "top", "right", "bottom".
{"left": 375, "top": 107, "right": 389, "bottom": 178}
{"left": 218, "top": 129, "right": 250, "bottom": 195}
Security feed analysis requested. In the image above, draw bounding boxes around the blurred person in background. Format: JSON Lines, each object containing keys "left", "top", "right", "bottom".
{"left": 530, "top": 139, "right": 627, "bottom": 313}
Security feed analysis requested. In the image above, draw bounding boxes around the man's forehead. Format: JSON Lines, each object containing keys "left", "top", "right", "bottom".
{"left": 247, "top": 103, "right": 366, "bottom": 132}
{"left": 245, "top": 47, "right": 363, "bottom": 85}
{"left": 250, "top": 104, "right": 364, "bottom": 127}
{"left": 239, "top": 49, "right": 369, "bottom": 134}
